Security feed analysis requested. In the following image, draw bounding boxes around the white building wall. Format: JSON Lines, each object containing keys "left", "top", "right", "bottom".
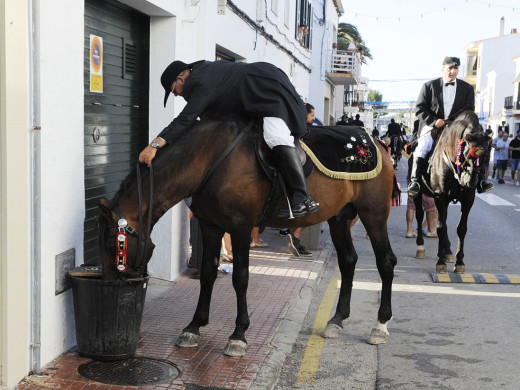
{"left": 308, "top": 0, "right": 341, "bottom": 123}
{"left": 37, "top": 0, "right": 85, "bottom": 365}
{"left": 475, "top": 33, "right": 520, "bottom": 130}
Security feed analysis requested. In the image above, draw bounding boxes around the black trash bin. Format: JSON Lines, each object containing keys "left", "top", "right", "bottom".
{"left": 69, "top": 270, "right": 149, "bottom": 361}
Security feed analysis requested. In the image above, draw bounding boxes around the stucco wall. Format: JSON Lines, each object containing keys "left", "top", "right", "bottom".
{"left": 37, "top": 0, "right": 85, "bottom": 365}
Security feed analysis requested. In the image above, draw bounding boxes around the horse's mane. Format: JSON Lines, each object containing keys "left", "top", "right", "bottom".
{"left": 431, "top": 110, "right": 481, "bottom": 164}
{"left": 109, "top": 117, "right": 260, "bottom": 208}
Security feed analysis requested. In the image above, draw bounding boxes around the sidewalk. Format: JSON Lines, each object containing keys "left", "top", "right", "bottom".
{"left": 17, "top": 226, "right": 333, "bottom": 390}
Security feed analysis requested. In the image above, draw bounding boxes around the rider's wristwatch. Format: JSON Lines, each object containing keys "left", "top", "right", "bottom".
{"left": 150, "top": 141, "right": 160, "bottom": 150}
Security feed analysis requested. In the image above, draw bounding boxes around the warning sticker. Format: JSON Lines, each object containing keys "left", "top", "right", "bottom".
{"left": 90, "top": 35, "right": 103, "bottom": 93}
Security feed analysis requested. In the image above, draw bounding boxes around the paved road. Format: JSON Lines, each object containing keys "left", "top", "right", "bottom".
{"left": 273, "top": 157, "right": 520, "bottom": 390}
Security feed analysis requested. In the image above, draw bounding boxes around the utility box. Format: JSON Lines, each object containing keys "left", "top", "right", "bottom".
{"left": 299, "top": 223, "right": 322, "bottom": 251}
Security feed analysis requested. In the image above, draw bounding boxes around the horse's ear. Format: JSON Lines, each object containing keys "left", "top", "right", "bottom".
{"left": 98, "top": 198, "right": 115, "bottom": 221}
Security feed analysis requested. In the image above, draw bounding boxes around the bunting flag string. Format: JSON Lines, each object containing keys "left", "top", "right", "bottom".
{"left": 348, "top": 0, "right": 518, "bottom": 22}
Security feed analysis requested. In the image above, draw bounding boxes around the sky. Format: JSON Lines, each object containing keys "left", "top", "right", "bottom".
{"left": 338, "top": 0, "right": 520, "bottom": 103}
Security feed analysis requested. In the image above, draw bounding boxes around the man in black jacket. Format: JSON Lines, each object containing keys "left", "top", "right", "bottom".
{"left": 139, "top": 60, "right": 318, "bottom": 218}
{"left": 408, "top": 56, "right": 492, "bottom": 197}
{"left": 386, "top": 118, "right": 401, "bottom": 138}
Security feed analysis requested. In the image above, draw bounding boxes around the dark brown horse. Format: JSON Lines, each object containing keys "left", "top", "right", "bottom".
{"left": 98, "top": 119, "right": 397, "bottom": 356}
{"left": 411, "top": 110, "right": 491, "bottom": 273}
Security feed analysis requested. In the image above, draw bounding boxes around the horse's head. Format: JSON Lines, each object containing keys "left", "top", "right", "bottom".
{"left": 98, "top": 198, "right": 155, "bottom": 280}
{"left": 455, "top": 127, "right": 491, "bottom": 189}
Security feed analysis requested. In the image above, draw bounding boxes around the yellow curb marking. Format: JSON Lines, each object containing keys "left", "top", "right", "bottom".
{"left": 459, "top": 273, "right": 476, "bottom": 283}
{"left": 296, "top": 277, "right": 339, "bottom": 385}
{"left": 479, "top": 273, "right": 499, "bottom": 283}
{"left": 505, "top": 274, "right": 520, "bottom": 283}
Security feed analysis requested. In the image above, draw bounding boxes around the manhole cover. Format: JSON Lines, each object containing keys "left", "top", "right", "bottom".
{"left": 78, "top": 357, "right": 181, "bottom": 386}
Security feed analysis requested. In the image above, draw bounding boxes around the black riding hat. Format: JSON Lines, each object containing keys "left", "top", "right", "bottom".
{"left": 442, "top": 56, "right": 460, "bottom": 67}
{"left": 161, "top": 60, "right": 200, "bottom": 107}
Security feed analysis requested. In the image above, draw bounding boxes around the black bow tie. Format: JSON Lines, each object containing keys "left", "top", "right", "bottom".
{"left": 445, "top": 82, "right": 455, "bottom": 87}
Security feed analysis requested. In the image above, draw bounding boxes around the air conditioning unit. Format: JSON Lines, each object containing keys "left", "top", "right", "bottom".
{"left": 217, "top": 0, "right": 226, "bottom": 15}
{"left": 256, "top": 0, "right": 264, "bottom": 22}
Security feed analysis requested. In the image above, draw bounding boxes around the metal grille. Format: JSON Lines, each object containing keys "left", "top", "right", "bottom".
{"left": 124, "top": 41, "right": 138, "bottom": 79}
{"left": 78, "top": 357, "right": 181, "bottom": 386}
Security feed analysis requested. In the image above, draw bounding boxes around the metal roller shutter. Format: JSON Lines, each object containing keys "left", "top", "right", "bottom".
{"left": 84, "top": 0, "right": 149, "bottom": 264}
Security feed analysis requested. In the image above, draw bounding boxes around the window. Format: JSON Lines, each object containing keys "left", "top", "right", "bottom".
{"left": 216, "top": 51, "right": 236, "bottom": 62}
{"left": 466, "top": 54, "right": 479, "bottom": 76}
{"left": 295, "top": 0, "right": 312, "bottom": 49}
{"left": 517, "top": 83, "right": 520, "bottom": 110}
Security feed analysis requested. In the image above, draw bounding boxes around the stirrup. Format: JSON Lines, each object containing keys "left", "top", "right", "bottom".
{"left": 408, "top": 181, "right": 420, "bottom": 198}
{"left": 278, "top": 197, "right": 319, "bottom": 219}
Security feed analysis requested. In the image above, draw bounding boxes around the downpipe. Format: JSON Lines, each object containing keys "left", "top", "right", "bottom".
{"left": 29, "top": 0, "right": 42, "bottom": 374}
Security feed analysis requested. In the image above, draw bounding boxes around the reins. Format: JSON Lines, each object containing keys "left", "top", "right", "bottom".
{"left": 192, "top": 131, "right": 246, "bottom": 195}
{"left": 136, "top": 162, "right": 154, "bottom": 273}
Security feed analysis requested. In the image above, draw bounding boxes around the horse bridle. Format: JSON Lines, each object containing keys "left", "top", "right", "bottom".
{"left": 442, "top": 131, "right": 484, "bottom": 186}
{"left": 113, "top": 163, "right": 154, "bottom": 274}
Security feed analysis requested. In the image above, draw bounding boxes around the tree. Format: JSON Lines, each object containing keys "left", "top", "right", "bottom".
{"left": 368, "top": 89, "right": 382, "bottom": 102}
{"left": 368, "top": 89, "right": 386, "bottom": 113}
{"left": 337, "top": 23, "right": 372, "bottom": 64}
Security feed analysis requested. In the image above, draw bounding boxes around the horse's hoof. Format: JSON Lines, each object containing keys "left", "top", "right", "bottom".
{"left": 436, "top": 264, "right": 447, "bottom": 274}
{"left": 322, "top": 323, "right": 342, "bottom": 339}
{"left": 415, "top": 245, "right": 425, "bottom": 259}
{"left": 446, "top": 254, "right": 455, "bottom": 263}
{"left": 223, "top": 339, "right": 248, "bottom": 357}
{"left": 175, "top": 331, "right": 200, "bottom": 347}
{"left": 454, "top": 265, "right": 465, "bottom": 274}
{"left": 367, "top": 328, "right": 389, "bottom": 345}
{"left": 367, "top": 320, "right": 389, "bottom": 345}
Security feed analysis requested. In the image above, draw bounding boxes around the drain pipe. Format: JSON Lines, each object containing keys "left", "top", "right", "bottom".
{"left": 29, "top": 0, "right": 42, "bottom": 374}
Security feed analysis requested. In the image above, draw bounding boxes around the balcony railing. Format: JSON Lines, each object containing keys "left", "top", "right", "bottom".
{"left": 504, "top": 95, "right": 513, "bottom": 109}
{"left": 325, "top": 50, "right": 361, "bottom": 85}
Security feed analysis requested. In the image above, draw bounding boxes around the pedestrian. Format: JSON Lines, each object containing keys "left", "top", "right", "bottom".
{"left": 386, "top": 118, "right": 401, "bottom": 138}
{"left": 495, "top": 131, "right": 510, "bottom": 184}
{"left": 139, "top": 60, "right": 319, "bottom": 218}
{"left": 351, "top": 113, "right": 364, "bottom": 127}
{"left": 286, "top": 103, "right": 316, "bottom": 257}
{"left": 405, "top": 158, "right": 437, "bottom": 237}
{"left": 336, "top": 114, "right": 349, "bottom": 126}
{"left": 408, "top": 56, "right": 493, "bottom": 197}
{"left": 298, "top": 24, "right": 309, "bottom": 47}
{"left": 508, "top": 132, "right": 520, "bottom": 185}
{"left": 491, "top": 129, "right": 504, "bottom": 179}
{"left": 250, "top": 227, "right": 268, "bottom": 248}
{"left": 497, "top": 120, "right": 509, "bottom": 135}
{"left": 405, "top": 196, "right": 437, "bottom": 238}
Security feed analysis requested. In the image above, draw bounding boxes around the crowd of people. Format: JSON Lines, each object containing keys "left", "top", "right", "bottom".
{"left": 489, "top": 128, "right": 520, "bottom": 186}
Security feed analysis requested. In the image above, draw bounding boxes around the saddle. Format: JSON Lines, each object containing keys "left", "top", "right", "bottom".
{"left": 252, "top": 124, "right": 395, "bottom": 229}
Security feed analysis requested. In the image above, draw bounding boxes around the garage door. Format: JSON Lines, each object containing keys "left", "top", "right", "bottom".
{"left": 84, "top": 0, "right": 150, "bottom": 264}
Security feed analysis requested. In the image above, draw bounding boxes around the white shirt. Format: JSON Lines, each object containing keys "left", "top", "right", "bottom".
{"left": 442, "top": 79, "right": 456, "bottom": 119}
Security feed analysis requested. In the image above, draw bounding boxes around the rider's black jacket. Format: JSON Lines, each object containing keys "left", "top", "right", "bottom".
{"left": 158, "top": 61, "right": 307, "bottom": 144}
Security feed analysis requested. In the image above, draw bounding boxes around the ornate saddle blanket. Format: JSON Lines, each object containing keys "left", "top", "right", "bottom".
{"left": 301, "top": 125, "right": 382, "bottom": 180}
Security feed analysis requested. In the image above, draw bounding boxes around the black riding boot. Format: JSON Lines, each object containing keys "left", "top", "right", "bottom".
{"left": 273, "top": 145, "right": 319, "bottom": 218}
{"left": 407, "top": 156, "right": 426, "bottom": 198}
